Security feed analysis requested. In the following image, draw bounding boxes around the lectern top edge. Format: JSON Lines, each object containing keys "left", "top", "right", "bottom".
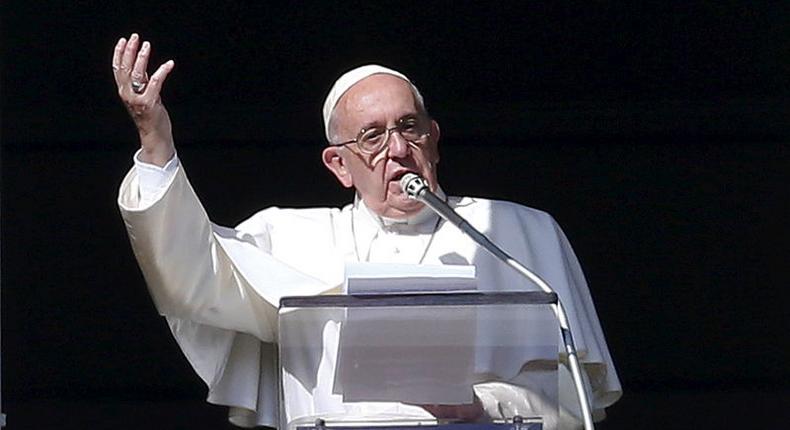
{"left": 279, "top": 291, "right": 558, "bottom": 309}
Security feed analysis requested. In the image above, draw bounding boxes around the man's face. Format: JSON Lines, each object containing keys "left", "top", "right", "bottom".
{"left": 323, "top": 74, "right": 440, "bottom": 219}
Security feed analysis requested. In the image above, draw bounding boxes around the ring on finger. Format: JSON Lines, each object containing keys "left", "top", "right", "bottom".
{"left": 112, "top": 65, "right": 120, "bottom": 71}
{"left": 131, "top": 80, "right": 147, "bottom": 94}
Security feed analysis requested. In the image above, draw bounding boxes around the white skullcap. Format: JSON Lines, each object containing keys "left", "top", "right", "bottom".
{"left": 322, "top": 64, "right": 411, "bottom": 142}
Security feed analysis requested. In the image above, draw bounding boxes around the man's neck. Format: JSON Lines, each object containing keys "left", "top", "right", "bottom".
{"left": 355, "top": 187, "right": 446, "bottom": 230}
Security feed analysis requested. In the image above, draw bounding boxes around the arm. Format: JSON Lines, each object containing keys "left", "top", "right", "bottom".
{"left": 112, "top": 36, "right": 335, "bottom": 425}
{"left": 113, "top": 34, "right": 329, "bottom": 341}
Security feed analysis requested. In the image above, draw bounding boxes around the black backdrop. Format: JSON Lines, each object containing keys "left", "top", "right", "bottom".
{"left": 2, "top": 2, "right": 789, "bottom": 429}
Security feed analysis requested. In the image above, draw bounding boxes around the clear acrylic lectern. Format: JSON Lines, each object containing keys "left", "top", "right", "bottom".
{"left": 278, "top": 292, "right": 560, "bottom": 430}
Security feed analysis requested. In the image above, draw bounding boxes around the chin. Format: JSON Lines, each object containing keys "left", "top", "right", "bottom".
{"left": 365, "top": 186, "right": 425, "bottom": 219}
{"left": 383, "top": 199, "right": 424, "bottom": 219}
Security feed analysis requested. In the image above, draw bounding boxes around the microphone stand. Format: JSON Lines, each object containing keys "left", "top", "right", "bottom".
{"left": 402, "top": 174, "right": 595, "bottom": 430}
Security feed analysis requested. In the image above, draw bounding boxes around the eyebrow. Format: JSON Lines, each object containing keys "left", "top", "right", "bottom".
{"left": 358, "top": 113, "right": 419, "bottom": 131}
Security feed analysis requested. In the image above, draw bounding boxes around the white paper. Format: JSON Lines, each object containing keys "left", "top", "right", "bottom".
{"left": 336, "top": 262, "right": 479, "bottom": 404}
{"left": 344, "top": 262, "right": 477, "bottom": 294}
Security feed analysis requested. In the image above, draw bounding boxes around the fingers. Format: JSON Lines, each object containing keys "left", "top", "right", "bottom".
{"left": 112, "top": 37, "right": 126, "bottom": 76}
{"left": 120, "top": 33, "right": 139, "bottom": 75}
{"left": 145, "top": 60, "right": 175, "bottom": 97}
{"left": 113, "top": 34, "right": 174, "bottom": 98}
{"left": 131, "top": 41, "right": 150, "bottom": 84}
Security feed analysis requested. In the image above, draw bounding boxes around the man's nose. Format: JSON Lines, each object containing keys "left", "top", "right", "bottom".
{"left": 386, "top": 131, "right": 411, "bottom": 158}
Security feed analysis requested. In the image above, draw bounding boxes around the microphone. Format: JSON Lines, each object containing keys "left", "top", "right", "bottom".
{"left": 400, "top": 172, "right": 430, "bottom": 198}
{"left": 399, "top": 172, "right": 597, "bottom": 430}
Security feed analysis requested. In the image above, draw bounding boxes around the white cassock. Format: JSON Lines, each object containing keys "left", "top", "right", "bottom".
{"left": 118, "top": 154, "right": 622, "bottom": 429}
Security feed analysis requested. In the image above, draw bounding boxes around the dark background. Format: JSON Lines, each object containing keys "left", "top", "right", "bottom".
{"left": 2, "top": 1, "right": 789, "bottom": 429}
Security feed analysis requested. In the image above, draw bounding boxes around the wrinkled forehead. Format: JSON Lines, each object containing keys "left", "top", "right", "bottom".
{"left": 322, "top": 64, "right": 414, "bottom": 141}
{"left": 337, "top": 74, "right": 417, "bottom": 121}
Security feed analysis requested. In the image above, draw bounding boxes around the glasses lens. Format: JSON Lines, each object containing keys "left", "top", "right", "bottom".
{"left": 398, "top": 119, "right": 422, "bottom": 141}
{"left": 358, "top": 128, "right": 386, "bottom": 153}
{"left": 355, "top": 119, "right": 427, "bottom": 153}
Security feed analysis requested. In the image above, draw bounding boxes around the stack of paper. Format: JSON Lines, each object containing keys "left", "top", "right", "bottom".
{"left": 337, "top": 262, "right": 479, "bottom": 404}
{"left": 344, "top": 262, "right": 477, "bottom": 294}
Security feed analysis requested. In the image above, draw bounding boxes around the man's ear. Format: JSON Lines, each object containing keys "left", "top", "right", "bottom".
{"left": 322, "top": 146, "right": 354, "bottom": 188}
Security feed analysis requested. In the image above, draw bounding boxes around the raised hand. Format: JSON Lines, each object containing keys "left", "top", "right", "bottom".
{"left": 112, "top": 33, "right": 176, "bottom": 166}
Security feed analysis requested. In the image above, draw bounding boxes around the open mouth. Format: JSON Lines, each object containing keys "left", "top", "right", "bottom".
{"left": 390, "top": 170, "right": 414, "bottom": 183}
{"left": 387, "top": 170, "right": 416, "bottom": 195}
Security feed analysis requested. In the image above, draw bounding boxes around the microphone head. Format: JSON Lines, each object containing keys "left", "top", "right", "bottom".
{"left": 400, "top": 173, "right": 428, "bottom": 198}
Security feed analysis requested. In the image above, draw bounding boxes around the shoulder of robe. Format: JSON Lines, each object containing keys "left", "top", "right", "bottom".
{"left": 235, "top": 206, "right": 345, "bottom": 235}
{"left": 451, "top": 196, "right": 557, "bottom": 229}
{"left": 446, "top": 196, "right": 571, "bottom": 260}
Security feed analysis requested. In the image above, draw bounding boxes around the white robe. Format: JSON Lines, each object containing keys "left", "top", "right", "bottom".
{"left": 117, "top": 159, "right": 621, "bottom": 429}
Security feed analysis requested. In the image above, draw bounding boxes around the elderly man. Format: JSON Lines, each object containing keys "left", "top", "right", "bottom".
{"left": 113, "top": 33, "right": 621, "bottom": 429}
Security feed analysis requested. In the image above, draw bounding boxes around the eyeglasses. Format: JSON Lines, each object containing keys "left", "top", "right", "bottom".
{"left": 332, "top": 117, "right": 431, "bottom": 154}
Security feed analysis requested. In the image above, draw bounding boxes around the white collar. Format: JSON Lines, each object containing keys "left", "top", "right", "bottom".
{"left": 350, "top": 187, "right": 445, "bottom": 263}
{"left": 353, "top": 187, "right": 445, "bottom": 233}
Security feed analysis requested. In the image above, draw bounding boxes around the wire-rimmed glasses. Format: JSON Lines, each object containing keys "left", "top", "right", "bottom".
{"left": 331, "top": 117, "right": 431, "bottom": 154}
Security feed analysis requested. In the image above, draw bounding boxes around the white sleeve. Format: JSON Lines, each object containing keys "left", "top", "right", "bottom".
{"left": 133, "top": 149, "right": 180, "bottom": 206}
{"left": 117, "top": 161, "right": 333, "bottom": 340}
{"left": 117, "top": 161, "right": 333, "bottom": 428}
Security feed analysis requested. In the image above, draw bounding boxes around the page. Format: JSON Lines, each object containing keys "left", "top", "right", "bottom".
{"left": 344, "top": 262, "right": 477, "bottom": 294}
{"left": 337, "top": 262, "right": 479, "bottom": 404}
